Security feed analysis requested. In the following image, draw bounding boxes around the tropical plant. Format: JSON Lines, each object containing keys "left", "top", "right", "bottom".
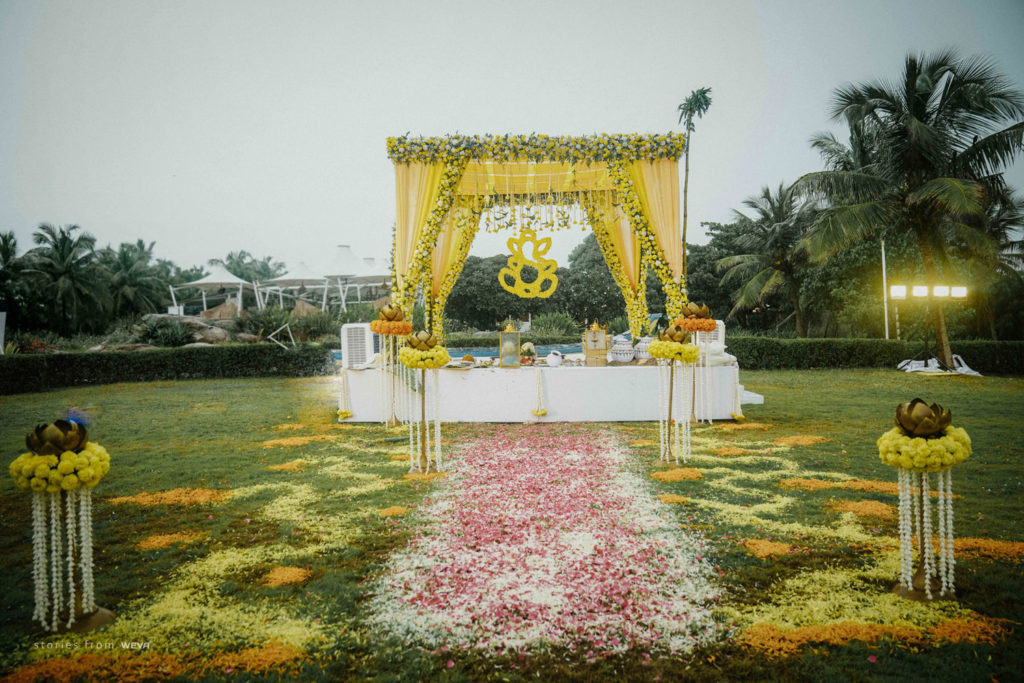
{"left": 133, "top": 317, "right": 193, "bottom": 347}
{"left": 717, "top": 183, "right": 817, "bottom": 336}
{"left": 677, "top": 86, "right": 712, "bottom": 284}
{"left": 99, "top": 240, "right": 169, "bottom": 317}
{"left": 799, "top": 51, "right": 1024, "bottom": 364}
{"left": 531, "top": 311, "right": 578, "bottom": 336}
{"left": 212, "top": 250, "right": 286, "bottom": 282}
{"left": 23, "top": 224, "right": 110, "bottom": 334}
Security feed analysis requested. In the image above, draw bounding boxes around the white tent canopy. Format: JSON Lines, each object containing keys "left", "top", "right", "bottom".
{"left": 170, "top": 263, "right": 256, "bottom": 313}
{"left": 263, "top": 262, "right": 330, "bottom": 310}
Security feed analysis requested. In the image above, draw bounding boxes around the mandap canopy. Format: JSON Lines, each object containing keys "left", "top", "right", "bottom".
{"left": 389, "top": 133, "right": 688, "bottom": 338}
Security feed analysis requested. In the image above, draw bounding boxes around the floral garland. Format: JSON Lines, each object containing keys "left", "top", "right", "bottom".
{"left": 398, "top": 346, "right": 451, "bottom": 370}
{"left": 394, "top": 159, "right": 469, "bottom": 312}
{"left": 877, "top": 427, "right": 971, "bottom": 472}
{"left": 387, "top": 133, "right": 685, "bottom": 164}
{"left": 676, "top": 317, "right": 718, "bottom": 333}
{"left": 532, "top": 367, "right": 547, "bottom": 417}
{"left": 431, "top": 200, "right": 484, "bottom": 339}
{"left": 10, "top": 442, "right": 111, "bottom": 492}
{"left": 648, "top": 340, "right": 700, "bottom": 363}
{"left": 607, "top": 161, "right": 685, "bottom": 317}
{"left": 369, "top": 320, "right": 413, "bottom": 336}
{"left": 337, "top": 368, "right": 353, "bottom": 421}
{"left": 581, "top": 194, "right": 648, "bottom": 338}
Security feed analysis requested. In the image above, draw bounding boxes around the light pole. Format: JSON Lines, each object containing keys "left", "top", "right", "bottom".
{"left": 889, "top": 284, "right": 968, "bottom": 360}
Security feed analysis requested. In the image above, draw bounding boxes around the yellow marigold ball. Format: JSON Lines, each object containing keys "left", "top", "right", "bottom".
{"left": 30, "top": 477, "right": 46, "bottom": 492}
{"left": 60, "top": 474, "right": 79, "bottom": 490}
{"left": 58, "top": 460, "right": 76, "bottom": 475}
{"left": 877, "top": 426, "right": 970, "bottom": 472}
{"left": 33, "top": 463, "right": 50, "bottom": 479}
{"left": 78, "top": 467, "right": 97, "bottom": 483}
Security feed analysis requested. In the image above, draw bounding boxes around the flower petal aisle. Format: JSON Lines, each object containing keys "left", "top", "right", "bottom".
{"left": 368, "top": 424, "right": 725, "bottom": 655}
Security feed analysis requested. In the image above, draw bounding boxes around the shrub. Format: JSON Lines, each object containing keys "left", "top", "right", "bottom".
{"left": 292, "top": 311, "right": 339, "bottom": 341}
{"left": 606, "top": 316, "right": 629, "bottom": 336}
{"left": 0, "top": 344, "right": 334, "bottom": 394}
{"left": 134, "top": 318, "right": 193, "bottom": 347}
{"left": 233, "top": 307, "right": 291, "bottom": 337}
{"left": 445, "top": 333, "right": 580, "bottom": 349}
{"left": 531, "top": 312, "right": 578, "bottom": 336}
{"left": 338, "top": 303, "right": 376, "bottom": 325}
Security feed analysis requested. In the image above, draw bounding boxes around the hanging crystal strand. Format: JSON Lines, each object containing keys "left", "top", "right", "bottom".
{"left": 912, "top": 471, "right": 921, "bottom": 592}
{"left": 672, "top": 360, "right": 682, "bottom": 465}
{"left": 80, "top": 490, "right": 95, "bottom": 612}
{"left": 407, "top": 363, "right": 417, "bottom": 473}
{"left": 703, "top": 338, "right": 712, "bottom": 423}
{"left": 897, "top": 469, "right": 910, "bottom": 589}
{"left": 682, "top": 363, "right": 692, "bottom": 462}
{"left": 945, "top": 468, "right": 956, "bottom": 595}
{"left": 936, "top": 469, "right": 948, "bottom": 596}
{"left": 65, "top": 489, "right": 77, "bottom": 628}
{"left": 921, "top": 472, "right": 934, "bottom": 599}
{"left": 433, "top": 367, "right": 442, "bottom": 472}
{"left": 656, "top": 359, "right": 667, "bottom": 462}
{"left": 49, "top": 492, "right": 63, "bottom": 632}
{"left": 32, "top": 491, "right": 49, "bottom": 625}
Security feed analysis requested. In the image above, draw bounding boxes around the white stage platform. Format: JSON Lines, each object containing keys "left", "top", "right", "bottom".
{"left": 342, "top": 364, "right": 748, "bottom": 423}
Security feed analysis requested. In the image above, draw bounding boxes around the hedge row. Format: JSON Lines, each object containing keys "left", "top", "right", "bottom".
{"left": 0, "top": 344, "right": 335, "bottom": 395}
{"left": 445, "top": 334, "right": 580, "bottom": 348}
{"left": 727, "top": 337, "right": 1024, "bottom": 374}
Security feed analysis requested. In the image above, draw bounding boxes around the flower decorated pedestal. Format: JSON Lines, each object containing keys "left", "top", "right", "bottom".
{"left": 10, "top": 420, "right": 115, "bottom": 632}
{"left": 676, "top": 303, "right": 718, "bottom": 425}
{"left": 649, "top": 322, "right": 700, "bottom": 464}
{"left": 369, "top": 304, "right": 414, "bottom": 427}
{"left": 878, "top": 399, "right": 971, "bottom": 602}
{"left": 399, "top": 331, "right": 450, "bottom": 473}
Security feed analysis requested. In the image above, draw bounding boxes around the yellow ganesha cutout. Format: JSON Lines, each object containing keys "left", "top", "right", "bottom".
{"left": 498, "top": 229, "right": 559, "bottom": 298}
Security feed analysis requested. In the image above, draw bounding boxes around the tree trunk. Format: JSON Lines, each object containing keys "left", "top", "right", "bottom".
{"left": 786, "top": 275, "right": 807, "bottom": 337}
{"left": 914, "top": 229, "right": 953, "bottom": 367}
{"left": 682, "top": 134, "right": 691, "bottom": 294}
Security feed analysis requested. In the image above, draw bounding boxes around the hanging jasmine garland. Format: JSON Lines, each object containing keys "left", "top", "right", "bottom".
{"left": 10, "top": 420, "right": 111, "bottom": 631}
{"left": 877, "top": 399, "right": 971, "bottom": 600}
{"left": 399, "top": 331, "right": 449, "bottom": 473}
{"left": 649, "top": 324, "right": 699, "bottom": 464}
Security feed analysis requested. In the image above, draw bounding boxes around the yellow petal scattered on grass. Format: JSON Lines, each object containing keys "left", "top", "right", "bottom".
{"left": 261, "top": 434, "right": 338, "bottom": 448}
{"left": 714, "top": 446, "right": 756, "bottom": 456}
{"left": 953, "top": 537, "right": 1024, "bottom": 563}
{"left": 741, "top": 538, "right": 794, "bottom": 558}
{"left": 927, "top": 615, "right": 1012, "bottom": 644}
{"left": 379, "top": 505, "right": 409, "bottom": 517}
{"left": 830, "top": 499, "right": 896, "bottom": 519}
{"left": 717, "top": 422, "right": 771, "bottom": 431}
{"left": 3, "top": 653, "right": 189, "bottom": 683}
{"left": 267, "top": 460, "right": 309, "bottom": 472}
{"left": 630, "top": 439, "right": 659, "bottom": 447}
{"left": 208, "top": 640, "right": 307, "bottom": 673}
{"left": 261, "top": 566, "right": 313, "bottom": 587}
{"left": 741, "top": 621, "right": 923, "bottom": 657}
{"left": 773, "top": 435, "right": 828, "bottom": 447}
{"left": 777, "top": 478, "right": 956, "bottom": 498}
{"left": 650, "top": 468, "right": 702, "bottom": 482}
{"left": 108, "top": 488, "right": 231, "bottom": 506}
{"left": 272, "top": 423, "right": 349, "bottom": 432}
{"left": 659, "top": 493, "right": 689, "bottom": 504}
{"left": 403, "top": 472, "right": 447, "bottom": 483}
{"left": 137, "top": 531, "right": 208, "bottom": 551}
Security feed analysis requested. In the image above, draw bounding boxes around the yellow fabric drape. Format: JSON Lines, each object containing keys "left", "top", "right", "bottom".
{"left": 627, "top": 159, "right": 682, "bottom": 282}
{"left": 605, "top": 202, "right": 641, "bottom": 291}
{"left": 429, "top": 200, "right": 483, "bottom": 337}
{"left": 393, "top": 161, "right": 446, "bottom": 296}
{"left": 457, "top": 161, "right": 615, "bottom": 196}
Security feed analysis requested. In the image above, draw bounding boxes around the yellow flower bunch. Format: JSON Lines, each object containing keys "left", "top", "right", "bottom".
{"left": 398, "top": 345, "right": 451, "bottom": 370}
{"left": 607, "top": 162, "right": 686, "bottom": 317}
{"left": 336, "top": 410, "right": 353, "bottom": 421}
{"left": 582, "top": 196, "right": 649, "bottom": 338}
{"left": 877, "top": 426, "right": 971, "bottom": 472}
{"left": 386, "top": 133, "right": 686, "bottom": 164}
{"left": 395, "top": 160, "right": 468, "bottom": 312}
{"left": 648, "top": 340, "right": 700, "bottom": 363}
{"left": 9, "top": 442, "right": 111, "bottom": 493}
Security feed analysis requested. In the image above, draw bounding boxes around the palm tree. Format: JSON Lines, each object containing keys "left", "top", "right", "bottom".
{"left": 24, "top": 224, "right": 109, "bottom": 334}
{"left": 717, "top": 183, "right": 817, "bottom": 336}
{"left": 0, "top": 232, "right": 27, "bottom": 330}
{"left": 677, "top": 86, "right": 712, "bottom": 288}
{"left": 799, "top": 51, "right": 1024, "bottom": 365}
{"left": 99, "top": 240, "right": 168, "bottom": 317}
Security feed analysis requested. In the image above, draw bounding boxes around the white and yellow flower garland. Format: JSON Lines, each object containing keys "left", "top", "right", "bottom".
{"left": 878, "top": 426, "right": 971, "bottom": 599}
{"left": 399, "top": 347, "right": 449, "bottom": 473}
{"left": 10, "top": 443, "right": 110, "bottom": 630}
{"left": 532, "top": 367, "right": 547, "bottom": 418}
{"left": 650, "top": 341, "right": 699, "bottom": 464}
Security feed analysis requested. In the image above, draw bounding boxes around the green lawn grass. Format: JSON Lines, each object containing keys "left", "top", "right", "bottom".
{"left": 0, "top": 370, "right": 1021, "bottom": 681}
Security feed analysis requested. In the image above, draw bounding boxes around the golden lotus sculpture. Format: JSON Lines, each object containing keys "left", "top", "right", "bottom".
{"left": 407, "top": 330, "right": 438, "bottom": 351}
{"left": 379, "top": 304, "right": 405, "bottom": 322}
{"left": 659, "top": 324, "right": 690, "bottom": 344}
{"left": 26, "top": 420, "right": 89, "bottom": 455}
{"left": 682, "top": 302, "right": 711, "bottom": 319}
{"left": 895, "top": 398, "right": 952, "bottom": 438}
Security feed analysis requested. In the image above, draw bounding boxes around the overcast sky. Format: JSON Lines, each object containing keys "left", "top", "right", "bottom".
{"left": 1, "top": 0, "right": 1022, "bottom": 274}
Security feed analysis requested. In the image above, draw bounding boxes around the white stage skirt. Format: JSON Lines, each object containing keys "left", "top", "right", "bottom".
{"left": 341, "top": 363, "right": 744, "bottom": 423}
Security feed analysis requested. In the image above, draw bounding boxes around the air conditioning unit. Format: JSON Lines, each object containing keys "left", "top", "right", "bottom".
{"left": 340, "top": 323, "right": 381, "bottom": 369}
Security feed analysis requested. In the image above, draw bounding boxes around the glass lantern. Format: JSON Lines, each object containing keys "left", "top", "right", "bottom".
{"left": 583, "top": 321, "right": 608, "bottom": 367}
{"left": 499, "top": 323, "right": 521, "bottom": 368}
